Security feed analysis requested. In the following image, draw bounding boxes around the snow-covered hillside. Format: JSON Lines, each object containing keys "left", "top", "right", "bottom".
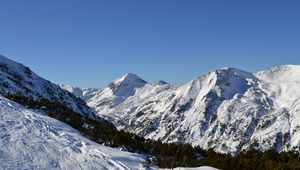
{"left": 63, "top": 65, "right": 300, "bottom": 154}
{"left": 0, "top": 55, "right": 94, "bottom": 118}
{"left": 0, "top": 96, "right": 149, "bottom": 169}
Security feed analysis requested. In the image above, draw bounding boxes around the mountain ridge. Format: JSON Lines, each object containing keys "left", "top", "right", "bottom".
{"left": 62, "top": 64, "right": 300, "bottom": 154}
{"left": 0, "top": 55, "right": 96, "bottom": 119}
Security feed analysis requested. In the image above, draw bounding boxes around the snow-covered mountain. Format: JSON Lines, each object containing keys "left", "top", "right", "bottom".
{"left": 0, "top": 96, "right": 149, "bottom": 169}
{"left": 0, "top": 55, "right": 219, "bottom": 169}
{"left": 0, "top": 55, "right": 94, "bottom": 118}
{"left": 59, "top": 84, "right": 98, "bottom": 101}
{"left": 62, "top": 65, "right": 300, "bottom": 154}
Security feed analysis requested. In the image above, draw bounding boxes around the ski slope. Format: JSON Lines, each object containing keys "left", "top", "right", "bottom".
{"left": 0, "top": 96, "right": 149, "bottom": 170}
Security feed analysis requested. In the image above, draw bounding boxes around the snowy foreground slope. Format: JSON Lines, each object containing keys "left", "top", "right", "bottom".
{"left": 63, "top": 65, "right": 300, "bottom": 154}
{"left": 0, "top": 96, "right": 148, "bottom": 170}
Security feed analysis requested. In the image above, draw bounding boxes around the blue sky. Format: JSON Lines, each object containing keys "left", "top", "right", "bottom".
{"left": 0, "top": 0, "right": 299, "bottom": 88}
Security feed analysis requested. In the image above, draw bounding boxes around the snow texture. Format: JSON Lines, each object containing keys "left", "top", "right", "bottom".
{"left": 0, "top": 55, "right": 95, "bottom": 119}
{"left": 63, "top": 65, "right": 300, "bottom": 154}
{"left": 0, "top": 96, "right": 149, "bottom": 170}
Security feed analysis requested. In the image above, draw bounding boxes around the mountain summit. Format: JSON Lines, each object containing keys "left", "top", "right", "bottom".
{"left": 108, "top": 73, "right": 147, "bottom": 96}
{"left": 63, "top": 65, "right": 300, "bottom": 154}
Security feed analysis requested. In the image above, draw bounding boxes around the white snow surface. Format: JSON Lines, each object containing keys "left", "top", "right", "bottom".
{"left": 0, "top": 96, "right": 149, "bottom": 170}
{"left": 63, "top": 65, "right": 300, "bottom": 154}
{"left": 59, "top": 84, "right": 98, "bottom": 101}
{"left": 0, "top": 55, "right": 95, "bottom": 119}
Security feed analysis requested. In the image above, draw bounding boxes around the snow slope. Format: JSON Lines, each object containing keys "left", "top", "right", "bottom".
{"left": 0, "top": 55, "right": 94, "bottom": 118}
{"left": 0, "top": 96, "right": 149, "bottom": 170}
{"left": 63, "top": 65, "right": 300, "bottom": 154}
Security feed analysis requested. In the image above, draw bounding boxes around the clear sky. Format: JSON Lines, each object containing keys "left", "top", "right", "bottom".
{"left": 0, "top": 0, "right": 299, "bottom": 88}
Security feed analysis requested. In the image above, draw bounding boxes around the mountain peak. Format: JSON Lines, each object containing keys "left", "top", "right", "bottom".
{"left": 209, "top": 67, "right": 256, "bottom": 82}
{"left": 124, "top": 72, "right": 139, "bottom": 77}
{"left": 116, "top": 73, "right": 147, "bottom": 84}
{"left": 156, "top": 80, "right": 169, "bottom": 85}
{"left": 108, "top": 73, "right": 147, "bottom": 97}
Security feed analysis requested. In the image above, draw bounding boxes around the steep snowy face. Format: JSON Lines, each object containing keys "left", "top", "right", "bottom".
{"left": 84, "top": 73, "right": 148, "bottom": 118}
{"left": 0, "top": 96, "right": 148, "bottom": 169}
{"left": 108, "top": 73, "right": 147, "bottom": 97}
{"left": 254, "top": 65, "right": 300, "bottom": 152}
{"left": 255, "top": 65, "right": 300, "bottom": 108}
{"left": 0, "top": 55, "right": 94, "bottom": 118}
{"left": 65, "top": 65, "right": 300, "bottom": 154}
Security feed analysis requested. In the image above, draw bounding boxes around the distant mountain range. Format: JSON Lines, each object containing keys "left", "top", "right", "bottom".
{"left": 1, "top": 54, "right": 299, "bottom": 169}
{"left": 61, "top": 65, "right": 300, "bottom": 154}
